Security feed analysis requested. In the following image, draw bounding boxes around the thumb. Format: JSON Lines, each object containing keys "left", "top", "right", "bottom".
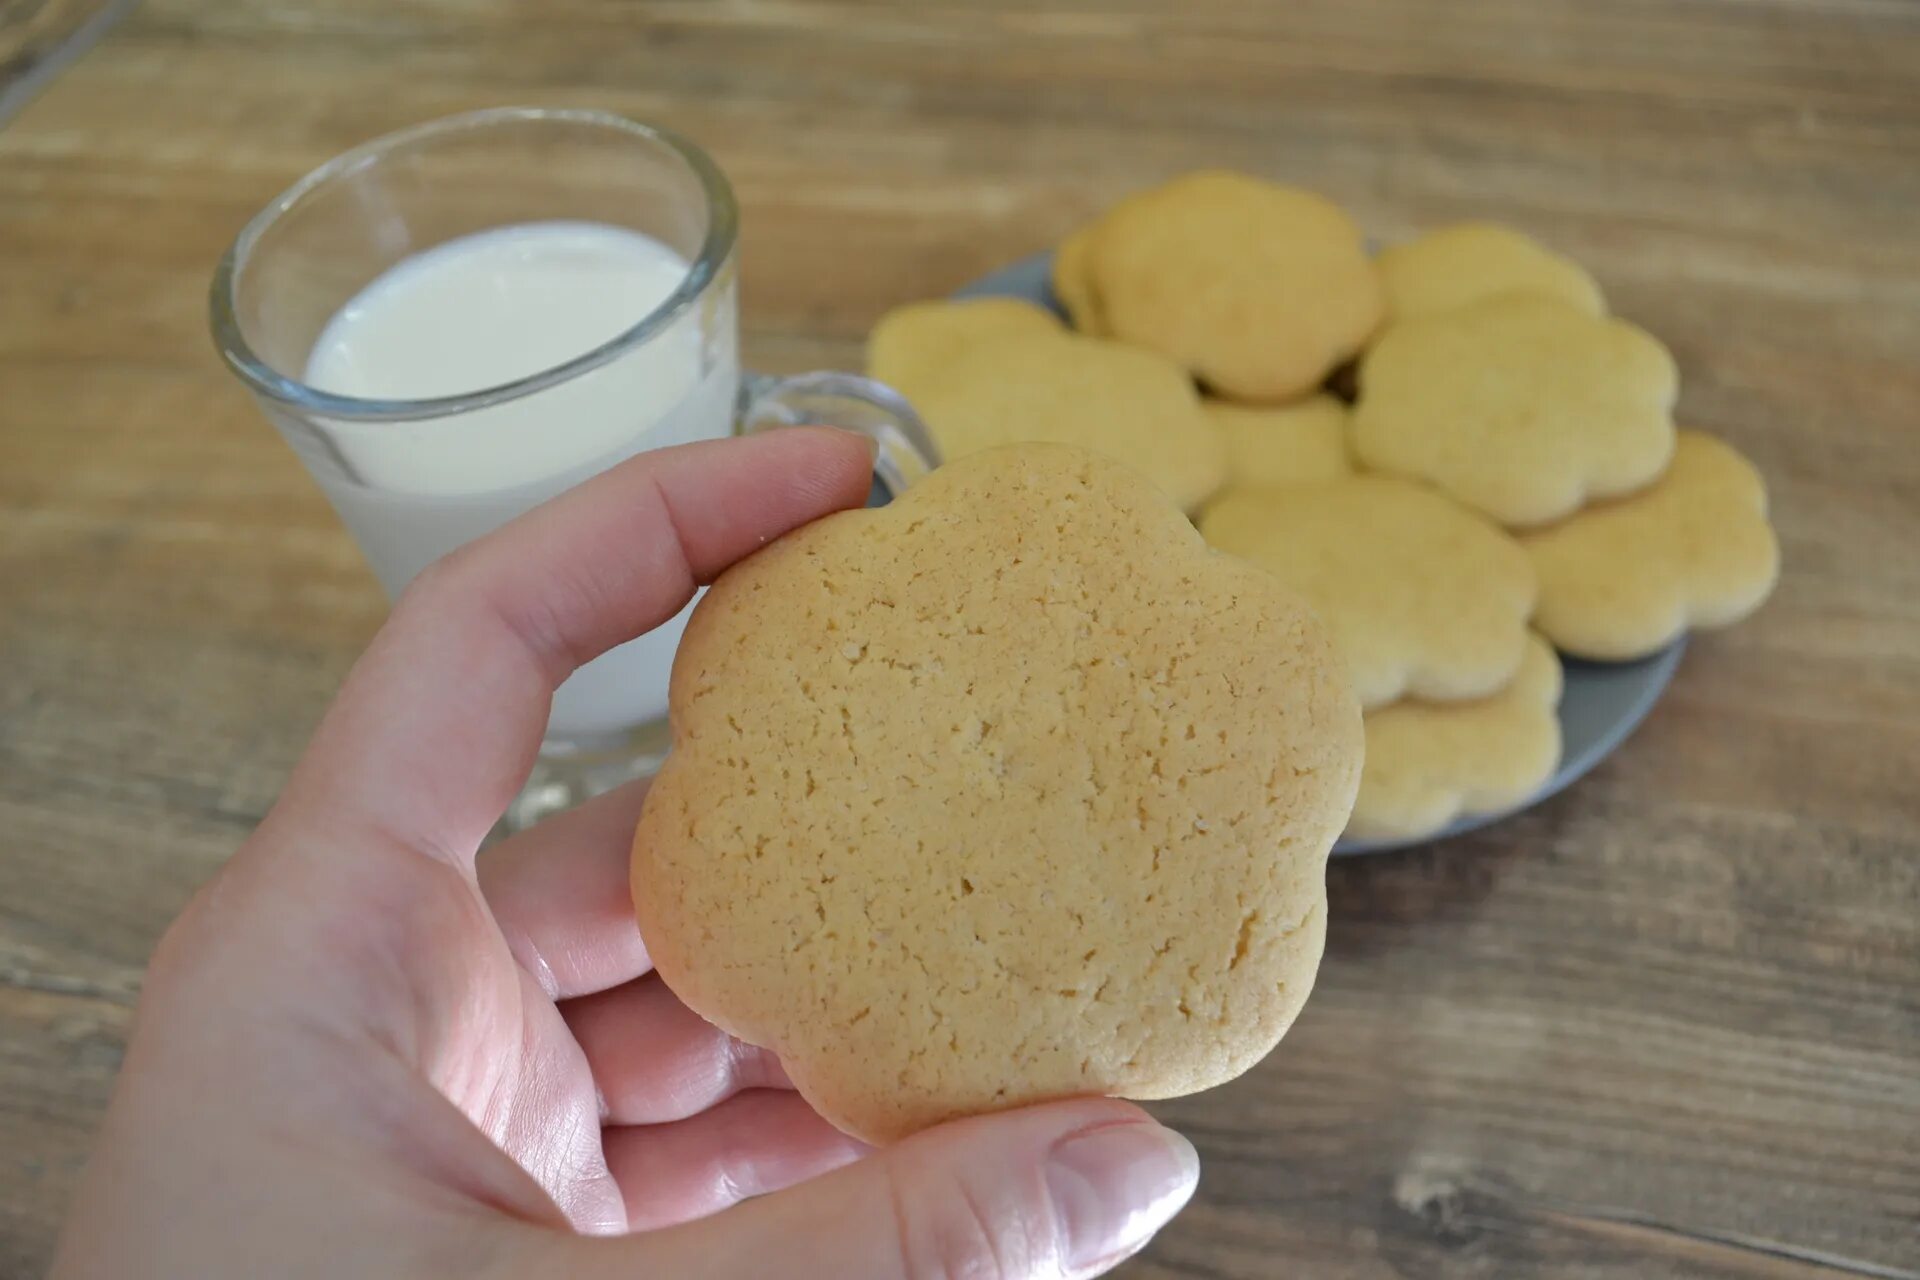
{"left": 580, "top": 1099, "right": 1198, "bottom": 1278}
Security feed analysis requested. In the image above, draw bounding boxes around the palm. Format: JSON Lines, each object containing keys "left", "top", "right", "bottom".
{"left": 309, "top": 775, "right": 856, "bottom": 1235}
{"left": 329, "top": 780, "right": 862, "bottom": 1238}
{"left": 425, "top": 887, "right": 622, "bottom": 1232}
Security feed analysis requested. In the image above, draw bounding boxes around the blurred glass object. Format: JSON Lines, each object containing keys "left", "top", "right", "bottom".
{"left": 0, "top": 0, "right": 137, "bottom": 123}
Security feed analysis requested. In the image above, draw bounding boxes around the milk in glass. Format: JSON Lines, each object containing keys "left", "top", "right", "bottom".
{"left": 300, "top": 220, "right": 737, "bottom": 741}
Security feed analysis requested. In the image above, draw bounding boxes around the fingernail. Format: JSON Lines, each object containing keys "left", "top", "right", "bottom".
{"left": 831, "top": 426, "right": 881, "bottom": 463}
{"left": 1045, "top": 1122, "right": 1199, "bottom": 1272}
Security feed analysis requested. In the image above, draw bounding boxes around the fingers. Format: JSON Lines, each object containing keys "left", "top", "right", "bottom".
{"left": 476, "top": 778, "right": 654, "bottom": 999}
{"left": 275, "top": 428, "right": 874, "bottom": 861}
{"left": 571, "top": 1100, "right": 1199, "bottom": 1279}
{"left": 564, "top": 977, "right": 789, "bottom": 1124}
{"left": 602, "top": 1091, "right": 869, "bottom": 1231}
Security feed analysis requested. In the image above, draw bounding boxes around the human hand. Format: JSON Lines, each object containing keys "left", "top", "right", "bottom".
{"left": 50, "top": 429, "right": 1199, "bottom": 1279}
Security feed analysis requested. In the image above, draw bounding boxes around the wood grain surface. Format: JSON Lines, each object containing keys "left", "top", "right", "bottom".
{"left": 3, "top": 1, "right": 1918, "bottom": 1276}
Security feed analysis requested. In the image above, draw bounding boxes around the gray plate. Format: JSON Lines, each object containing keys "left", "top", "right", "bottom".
{"left": 953, "top": 251, "right": 1685, "bottom": 855}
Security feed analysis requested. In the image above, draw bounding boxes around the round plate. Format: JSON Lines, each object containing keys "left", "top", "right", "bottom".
{"left": 953, "top": 252, "right": 1685, "bottom": 855}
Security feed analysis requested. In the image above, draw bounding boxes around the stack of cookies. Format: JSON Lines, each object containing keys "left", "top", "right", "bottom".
{"left": 866, "top": 171, "right": 1781, "bottom": 843}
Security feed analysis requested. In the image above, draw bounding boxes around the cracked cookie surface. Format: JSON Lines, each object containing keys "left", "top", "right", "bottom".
{"left": 631, "top": 444, "right": 1362, "bottom": 1143}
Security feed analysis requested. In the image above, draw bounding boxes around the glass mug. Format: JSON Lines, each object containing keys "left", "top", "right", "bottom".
{"left": 210, "top": 107, "right": 938, "bottom": 829}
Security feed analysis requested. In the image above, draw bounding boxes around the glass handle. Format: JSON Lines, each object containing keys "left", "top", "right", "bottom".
{"left": 738, "top": 371, "right": 940, "bottom": 501}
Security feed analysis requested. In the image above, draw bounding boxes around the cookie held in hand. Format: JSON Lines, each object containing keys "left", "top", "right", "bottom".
{"left": 632, "top": 444, "right": 1363, "bottom": 1144}
{"left": 1350, "top": 633, "right": 1564, "bottom": 842}
{"left": 1352, "top": 295, "right": 1677, "bottom": 527}
{"left": 1200, "top": 476, "right": 1538, "bottom": 710}
{"left": 1522, "top": 430, "right": 1780, "bottom": 660}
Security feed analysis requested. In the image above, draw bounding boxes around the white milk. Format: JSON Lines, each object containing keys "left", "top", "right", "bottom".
{"left": 299, "top": 221, "right": 739, "bottom": 743}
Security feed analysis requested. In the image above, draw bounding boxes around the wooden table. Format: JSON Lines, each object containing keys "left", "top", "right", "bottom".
{"left": 3, "top": 2, "right": 1917, "bottom": 1275}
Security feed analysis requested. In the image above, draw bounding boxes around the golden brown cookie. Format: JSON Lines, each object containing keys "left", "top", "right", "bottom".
{"left": 1376, "top": 222, "right": 1604, "bottom": 321}
{"left": 633, "top": 444, "right": 1363, "bottom": 1143}
{"left": 908, "top": 328, "right": 1229, "bottom": 511}
{"left": 1051, "top": 222, "right": 1109, "bottom": 335}
{"left": 1199, "top": 476, "right": 1538, "bottom": 709}
{"left": 1521, "top": 430, "right": 1780, "bottom": 660}
{"left": 1205, "top": 394, "right": 1352, "bottom": 491}
{"left": 1351, "top": 295, "right": 1678, "bottom": 527}
{"left": 1089, "top": 170, "right": 1384, "bottom": 401}
{"left": 1350, "top": 633, "right": 1564, "bottom": 842}
{"left": 866, "top": 297, "right": 1063, "bottom": 400}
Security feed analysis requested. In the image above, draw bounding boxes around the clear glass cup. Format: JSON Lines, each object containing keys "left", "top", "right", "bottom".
{"left": 210, "top": 107, "right": 937, "bottom": 829}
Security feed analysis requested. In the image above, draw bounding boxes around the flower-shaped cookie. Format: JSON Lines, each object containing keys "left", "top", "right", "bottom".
{"left": 1090, "top": 170, "right": 1384, "bottom": 402}
{"left": 1050, "top": 189, "right": 1153, "bottom": 337}
{"left": 866, "top": 297, "right": 1063, "bottom": 400}
{"left": 1522, "top": 430, "right": 1780, "bottom": 660}
{"left": 1205, "top": 394, "right": 1352, "bottom": 491}
{"left": 1352, "top": 295, "right": 1678, "bottom": 527}
{"left": 1050, "top": 222, "right": 1108, "bottom": 335}
{"left": 905, "top": 327, "right": 1229, "bottom": 511}
{"left": 1376, "top": 222, "right": 1604, "bottom": 321}
{"left": 1200, "top": 476, "right": 1538, "bottom": 709}
{"left": 1350, "top": 633, "right": 1564, "bottom": 842}
{"left": 633, "top": 444, "right": 1363, "bottom": 1143}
